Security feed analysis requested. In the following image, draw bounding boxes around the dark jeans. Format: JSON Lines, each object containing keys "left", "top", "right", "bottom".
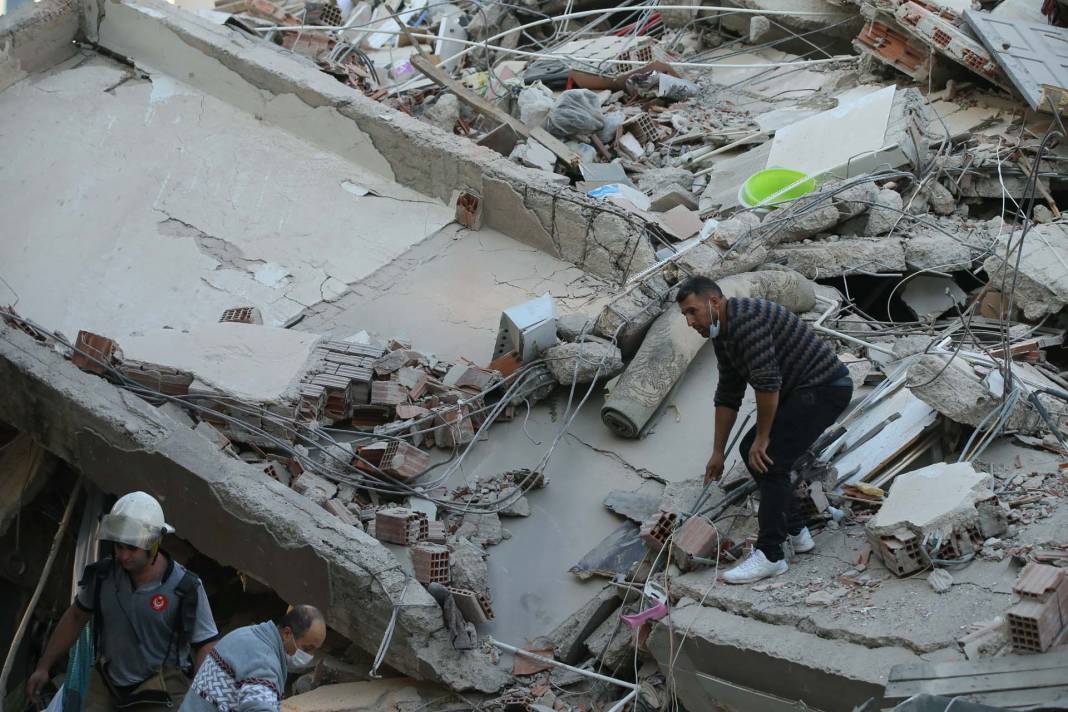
{"left": 739, "top": 383, "right": 853, "bottom": 562}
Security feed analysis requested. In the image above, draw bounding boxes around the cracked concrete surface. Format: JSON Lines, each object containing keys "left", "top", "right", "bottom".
{"left": 0, "top": 52, "right": 451, "bottom": 339}
{"left": 668, "top": 440, "right": 1068, "bottom": 664}
{"left": 293, "top": 225, "right": 615, "bottom": 359}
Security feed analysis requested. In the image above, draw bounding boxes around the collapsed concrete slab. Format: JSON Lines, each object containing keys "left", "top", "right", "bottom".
{"left": 648, "top": 600, "right": 922, "bottom": 712}
{"left": 0, "top": 323, "right": 509, "bottom": 692}
{"left": 91, "top": 0, "right": 655, "bottom": 283}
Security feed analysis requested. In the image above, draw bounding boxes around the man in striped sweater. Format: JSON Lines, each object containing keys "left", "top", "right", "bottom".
{"left": 677, "top": 276, "right": 852, "bottom": 583}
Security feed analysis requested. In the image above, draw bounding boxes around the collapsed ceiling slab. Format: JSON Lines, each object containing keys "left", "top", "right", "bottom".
{"left": 0, "top": 323, "right": 510, "bottom": 692}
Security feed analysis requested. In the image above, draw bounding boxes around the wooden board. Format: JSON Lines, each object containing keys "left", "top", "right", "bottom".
{"left": 410, "top": 55, "right": 580, "bottom": 167}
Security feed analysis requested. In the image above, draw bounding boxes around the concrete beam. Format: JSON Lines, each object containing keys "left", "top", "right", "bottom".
{"left": 0, "top": 323, "right": 509, "bottom": 692}
{"left": 648, "top": 601, "right": 923, "bottom": 712}
{"left": 0, "top": 0, "right": 79, "bottom": 92}
{"left": 92, "top": 0, "right": 654, "bottom": 284}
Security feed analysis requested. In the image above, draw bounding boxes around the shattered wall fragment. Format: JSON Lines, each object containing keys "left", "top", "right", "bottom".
{"left": 0, "top": 324, "right": 509, "bottom": 692}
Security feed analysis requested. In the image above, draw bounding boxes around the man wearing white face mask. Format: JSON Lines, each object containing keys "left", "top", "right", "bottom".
{"left": 180, "top": 605, "right": 326, "bottom": 712}
{"left": 677, "top": 276, "right": 852, "bottom": 584}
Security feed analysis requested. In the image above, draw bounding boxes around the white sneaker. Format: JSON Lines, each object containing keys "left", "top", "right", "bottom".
{"left": 722, "top": 549, "right": 788, "bottom": 584}
{"left": 790, "top": 527, "right": 815, "bottom": 554}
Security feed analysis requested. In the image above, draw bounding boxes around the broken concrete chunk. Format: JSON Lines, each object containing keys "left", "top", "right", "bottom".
{"left": 547, "top": 585, "right": 623, "bottom": 665}
{"left": 421, "top": 93, "right": 459, "bottom": 133}
{"left": 907, "top": 355, "right": 1053, "bottom": 435}
{"left": 449, "top": 537, "right": 489, "bottom": 595}
{"left": 904, "top": 232, "right": 974, "bottom": 272}
{"left": 603, "top": 489, "right": 662, "bottom": 523}
{"left": 770, "top": 237, "right": 906, "bottom": 279}
{"left": 1032, "top": 205, "right": 1054, "bottom": 224}
{"left": 453, "top": 512, "right": 506, "bottom": 547}
{"left": 509, "top": 140, "right": 557, "bottom": 173}
{"left": 768, "top": 202, "right": 841, "bottom": 244}
{"left": 863, "top": 188, "right": 904, "bottom": 236}
{"left": 292, "top": 472, "right": 339, "bottom": 506}
{"left": 830, "top": 180, "right": 878, "bottom": 220}
{"left": 867, "top": 462, "right": 997, "bottom": 539}
{"left": 674, "top": 244, "right": 768, "bottom": 282}
{"left": 805, "top": 587, "right": 846, "bottom": 607}
{"left": 748, "top": 14, "right": 771, "bottom": 42}
{"left": 636, "top": 167, "right": 694, "bottom": 194}
{"left": 982, "top": 223, "right": 1068, "bottom": 320}
{"left": 544, "top": 341, "right": 624, "bottom": 385}
{"left": 497, "top": 487, "right": 531, "bottom": 517}
{"left": 280, "top": 679, "right": 456, "bottom": 712}
{"left": 922, "top": 180, "right": 956, "bottom": 216}
{"left": 584, "top": 606, "right": 634, "bottom": 671}
{"left": 157, "top": 401, "right": 195, "bottom": 428}
{"left": 710, "top": 212, "right": 761, "bottom": 248}
{"left": 556, "top": 313, "right": 596, "bottom": 342}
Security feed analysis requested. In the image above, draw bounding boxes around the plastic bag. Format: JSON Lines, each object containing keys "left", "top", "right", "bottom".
{"left": 545, "top": 89, "right": 604, "bottom": 139}
{"left": 517, "top": 82, "right": 555, "bottom": 128}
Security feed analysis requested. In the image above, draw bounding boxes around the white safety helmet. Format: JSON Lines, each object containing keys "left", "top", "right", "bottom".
{"left": 99, "top": 491, "right": 176, "bottom": 550}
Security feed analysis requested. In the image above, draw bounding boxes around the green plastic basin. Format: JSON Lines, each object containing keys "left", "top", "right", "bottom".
{"left": 738, "top": 168, "right": 815, "bottom": 208}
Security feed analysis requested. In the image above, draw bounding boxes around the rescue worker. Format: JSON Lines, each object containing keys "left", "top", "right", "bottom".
{"left": 677, "top": 276, "right": 853, "bottom": 584}
{"left": 27, "top": 492, "right": 220, "bottom": 711}
{"left": 181, "top": 605, "right": 326, "bottom": 712}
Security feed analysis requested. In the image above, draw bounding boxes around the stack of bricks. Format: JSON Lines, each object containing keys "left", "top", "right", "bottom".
{"left": 374, "top": 508, "right": 428, "bottom": 545}
{"left": 1007, "top": 562, "right": 1068, "bottom": 653}
{"left": 296, "top": 340, "right": 383, "bottom": 424}
{"left": 411, "top": 543, "right": 450, "bottom": 585}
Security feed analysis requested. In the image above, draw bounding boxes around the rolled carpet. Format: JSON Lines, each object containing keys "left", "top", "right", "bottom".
{"left": 601, "top": 307, "right": 705, "bottom": 438}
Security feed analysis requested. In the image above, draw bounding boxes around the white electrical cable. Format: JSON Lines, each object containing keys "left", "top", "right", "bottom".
{"left": 257, "top": 24, "right": 854, "bottom": 71}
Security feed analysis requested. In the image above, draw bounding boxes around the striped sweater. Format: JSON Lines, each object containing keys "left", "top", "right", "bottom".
{"left": 712, "top": 297, "right": 847, "bottom": 410}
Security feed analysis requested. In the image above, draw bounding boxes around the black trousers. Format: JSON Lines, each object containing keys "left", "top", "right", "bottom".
{"left": 738, "top": 383, "right": 853, "bottom": 562}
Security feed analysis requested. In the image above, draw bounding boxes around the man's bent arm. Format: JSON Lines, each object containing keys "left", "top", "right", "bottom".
{"left": 34, "top": 605, "right": 91, "bottom": 674}
{"left": 713, "top": 405, "right": 738, "bottom": 456}
{"left": 753, "top": 390, "right": 780, "bottom": 443}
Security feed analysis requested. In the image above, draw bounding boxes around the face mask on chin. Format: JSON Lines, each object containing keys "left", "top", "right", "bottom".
{"left": 707, "top": 302, "right": 721, "bottom": 339}
{"left": 286, "top": 647, "right": 314, "bottom": 671}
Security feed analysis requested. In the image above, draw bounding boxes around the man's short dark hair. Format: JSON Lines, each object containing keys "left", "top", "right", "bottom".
{"left": 280, "top": 604, "right": 325, "bottom": 639}
{"left": 675, "top": 276, "right": 723, "bottom": 303}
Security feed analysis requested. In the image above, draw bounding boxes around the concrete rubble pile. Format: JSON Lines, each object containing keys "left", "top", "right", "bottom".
{"left": 6, "top": 0, "right": 1068, "bottom": 709}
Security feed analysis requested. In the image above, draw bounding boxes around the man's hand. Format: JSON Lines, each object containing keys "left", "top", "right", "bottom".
{"left": 748, "top": 436, "right": 774, "bottom": 474}
{"left": 704, "top": 451, "right": 725, "bottom": 484}
{"left": 27, "top": 667, "right": 50, "bottom": 706}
